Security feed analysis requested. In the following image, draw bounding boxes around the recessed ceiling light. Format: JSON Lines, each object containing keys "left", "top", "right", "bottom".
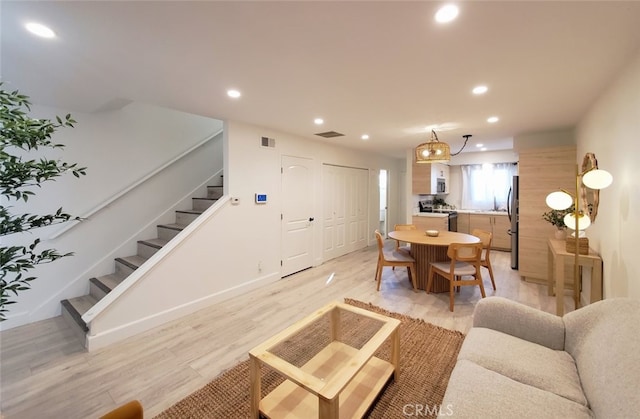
{"left": 472, "top": 85, "right": 488, "bottom": 95}
{"left": 481, "top": 147, "right": 487, "bottom": 151}
{"left": 435, "top": 4, "right": 459, "bottom": 23}
{"left": 25, "top": 22, "right": 56, "bottom": 38}
{"left": 361, "top": 134, "right": 370, "bottom": 140}
{"left": 487, "top": 116, "right": 499, "bottom": 123}
{"left": 314, "top": 118, "right": 324, "bottom": 125}
{"left": 227, "top": 89, "right": 241, "bottom": 98}
{"left": 476, "top": 143, "right": 484, "bottom": 148}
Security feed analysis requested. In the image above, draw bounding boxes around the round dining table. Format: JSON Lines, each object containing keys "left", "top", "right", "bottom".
{"left": 387, "top": 230, "right": 480, "bottom": 292}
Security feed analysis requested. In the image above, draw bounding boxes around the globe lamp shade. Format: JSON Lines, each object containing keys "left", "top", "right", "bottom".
{"left": 546, "top": 191, "right": 573, "bottom": 210}
{"left": 583, "top": 169, "right": 613, "bottom": 190}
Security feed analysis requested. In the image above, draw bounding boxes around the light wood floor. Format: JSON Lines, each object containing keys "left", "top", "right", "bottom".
{"left": 0, "top": 240, "right": 575, "bottom": 418}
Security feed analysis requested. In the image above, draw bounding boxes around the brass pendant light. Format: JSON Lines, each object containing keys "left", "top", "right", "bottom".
{"left": 415, "top": 131, "right": 471, "bottom": 163}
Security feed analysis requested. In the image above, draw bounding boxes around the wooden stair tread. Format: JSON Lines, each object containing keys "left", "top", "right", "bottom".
{"left": 138, "top": 238, "right": 168, "bottom": 249}
{"left": 157, "top": 223, "right": 185, "bottom": 231}
{"left": 116, "top": 255, "right": 147, "bottom": 269}
{"left": 92, "top": 273, "right": 127, "bottom": 292}
{"left": 175, "top": 209, "right": 204, "bottom": 215}
{"left": 63, "top": 295, "right": 99, "bottom": 317}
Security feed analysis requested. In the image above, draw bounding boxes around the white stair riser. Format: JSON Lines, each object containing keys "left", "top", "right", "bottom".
{"left": 137, "top": 242, "right": 161, "bottom": 259}
{"left": 90, "top": 281, "right": 108, "bottom": 301}
{"left": 61, "top": 306, "right": 88, "bottom": 345}
{"left": 175, "top": 211, "right": 200, "bottom": 226}
{"left": 115, "top": 260, "right": 136, "bottom": 277}
{"left": 157, "top": 226, "right": 181, "bottom": 241}
{"left": 192, "top": 198, "right": 216, "bottom": 212}
{"left": 207, "top": 186, "right": 223, "bottom": 199}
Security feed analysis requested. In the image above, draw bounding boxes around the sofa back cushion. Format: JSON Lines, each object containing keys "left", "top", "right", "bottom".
{"left": 564, "top": 298, "right": 640, "bottom": 417}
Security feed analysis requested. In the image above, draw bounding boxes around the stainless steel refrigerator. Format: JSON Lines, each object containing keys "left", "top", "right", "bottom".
{"left": 507, "top": 175, "right": 519, "bottom": 269}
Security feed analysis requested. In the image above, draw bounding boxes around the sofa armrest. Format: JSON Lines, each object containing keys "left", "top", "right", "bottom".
{"left": 473, "top": 297, "right": 565, "bottom": 350}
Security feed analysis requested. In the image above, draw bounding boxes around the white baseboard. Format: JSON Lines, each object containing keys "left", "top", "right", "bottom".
{"left": 85, "top": 271, "right": 280, "bottom": 351}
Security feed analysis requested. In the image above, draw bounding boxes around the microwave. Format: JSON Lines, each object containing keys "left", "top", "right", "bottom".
{"left": 436, "top": 178, "right": 446, "bottom": 193}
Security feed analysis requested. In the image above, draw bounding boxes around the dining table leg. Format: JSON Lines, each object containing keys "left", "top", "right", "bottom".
{"left": 411, "top": 243, "right": 449, "bottom": 292}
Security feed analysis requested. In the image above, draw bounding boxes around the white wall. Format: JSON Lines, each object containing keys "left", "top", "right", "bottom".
{"left": 575, "top": 51, "right": 640, "bottom": 300}
{"left": 1, "top": 102, "right": 223, "bottom": 329}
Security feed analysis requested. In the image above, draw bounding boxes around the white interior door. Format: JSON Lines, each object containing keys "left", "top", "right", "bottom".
{"left": 323, "top": 164, "right": 368, "bottom": 261}
{"left": 281, "top": 155, "right": 314, "bottom": 277}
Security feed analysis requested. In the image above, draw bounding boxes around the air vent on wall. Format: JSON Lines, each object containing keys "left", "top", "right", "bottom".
{"left": 261, "top": 136, "right": 276, "bottom": 148}
{"left": 315, "top": 131, "right": 345, "bottom": 138}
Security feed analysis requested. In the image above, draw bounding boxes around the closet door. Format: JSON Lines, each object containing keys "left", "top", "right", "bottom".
{"left": 322, "top": 165, "right": 369, "bottom": 261}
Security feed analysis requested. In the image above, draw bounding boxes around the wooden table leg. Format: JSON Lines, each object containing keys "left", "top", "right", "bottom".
{"left": 548, "top": 245, "right": 554, "bottom": 296}
{"left": 319, "top": 395, "right": 339, "bottom": 419}
{"left": 391, "top": 328, "right": 400, "bottom": 381}
{"left": 411, "top": 244, "right": 448, "bottom": 292}
{"left": 591, "top": 260, "right": 603, "bottom": 303}
{"left": 249, "top": 356, "right": 261, "bottom": 418}
{"left": 555, "top": 254, "right": 565, "bottom": 316}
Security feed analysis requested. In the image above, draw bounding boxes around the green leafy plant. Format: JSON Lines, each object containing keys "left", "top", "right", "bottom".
{"left": 1, "top": 83, "right": 86, "bottom": 320}
{"left": 542, "top": 205, "right": 574, "bottom": 230}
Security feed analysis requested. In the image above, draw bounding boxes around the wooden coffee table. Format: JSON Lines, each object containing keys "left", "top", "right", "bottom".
{"left": 249, "top": 302, "right": 401, "bottom": 418}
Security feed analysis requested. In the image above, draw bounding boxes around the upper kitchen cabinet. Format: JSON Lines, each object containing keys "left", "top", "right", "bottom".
{"left": 412, "top": 162, "right": 450, "bottom": 194}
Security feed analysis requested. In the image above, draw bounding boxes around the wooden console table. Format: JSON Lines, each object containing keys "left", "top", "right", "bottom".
{"left": 547, "top": 238, "right": 603, "bottom": 316}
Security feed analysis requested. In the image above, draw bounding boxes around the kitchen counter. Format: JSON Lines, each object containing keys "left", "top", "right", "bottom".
{"left": 413, "top": 213, "right": 448, "bottom": 218}
{"left": 456, "top": 210, "right": 509, "bottom": 216}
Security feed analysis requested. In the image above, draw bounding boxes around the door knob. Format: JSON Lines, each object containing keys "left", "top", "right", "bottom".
{"left": 309, "top": 217, "right": 315, "bottom": 222}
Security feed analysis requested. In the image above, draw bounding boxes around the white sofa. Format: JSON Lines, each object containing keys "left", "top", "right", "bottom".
{"left": 440, "top": 297, "right": 640, "bottom": 418}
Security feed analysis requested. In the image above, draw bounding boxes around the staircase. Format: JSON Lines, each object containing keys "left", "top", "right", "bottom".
{"left": 60, "top": 183, "right": 223, "bottom": 345}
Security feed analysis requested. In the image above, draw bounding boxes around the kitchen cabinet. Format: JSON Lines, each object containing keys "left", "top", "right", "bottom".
{"left": 469, "top": 214, "right": 511, "bottom": 251}
{"left": 518, "top": 146, "right": 576, "bottom": 282}
{"left": 412, "top": 162, "right": 450, "bottom": 194}
{"left": 412, "top": 215, "right": 448, "bottom": 232}
{"left": 457, "top": 213, "right": 470, "bottom": 234}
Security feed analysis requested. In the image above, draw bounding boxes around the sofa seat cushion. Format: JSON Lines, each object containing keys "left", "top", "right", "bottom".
{"left": 458, "top": 327, "right": 587, "bottom": 406}
{"left": 440, "top": 360, "right": 593, "bottom": 418}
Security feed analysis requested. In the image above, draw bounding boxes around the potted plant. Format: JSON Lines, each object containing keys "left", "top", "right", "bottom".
{"left": 542, "top": 205, "right": 574, "bottom": 239}
{"left": 1, "top": 84, "right": 86, "bottom": 321}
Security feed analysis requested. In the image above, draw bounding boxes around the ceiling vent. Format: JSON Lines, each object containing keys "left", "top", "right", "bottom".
{"left": 261, "top": 136, "right": 275, "bottom": 148}
{"left": 315, "top": 131, "right": 344, "bottom": 138}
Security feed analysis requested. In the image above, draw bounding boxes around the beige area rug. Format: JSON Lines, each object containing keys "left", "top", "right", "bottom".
{"left": 155, "top": 299, "right": 465, "bottom": 418}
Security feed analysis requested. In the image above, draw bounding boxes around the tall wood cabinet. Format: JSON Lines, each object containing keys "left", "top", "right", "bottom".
{"left": 518, "top": 146, "right": 576, "bottom": 281}
{"left": 412, "top": 163, "right": 450, "bottom": 194}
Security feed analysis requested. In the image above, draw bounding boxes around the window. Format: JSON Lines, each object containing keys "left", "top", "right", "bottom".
{"left": 461, "top": 163, "right": 517, "bottom": 210}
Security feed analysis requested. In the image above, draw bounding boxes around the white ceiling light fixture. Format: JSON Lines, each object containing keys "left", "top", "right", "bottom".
{"left": 472, "top": 85, "right": 488, "bottom": 95}
{"left": 314, "top": 118, "right": 324, "bottom": 125}
{"left": 435, "top": 4, "right": 459, "bottom": 24}
{"left": 227, "top": 89, "right": 241, "bottom": 98}
{"left": 487, "top": 116, "right": 499, "bottom": 123}
{"left": 361, "top": 134, "right": 370, "bottom": 140}
{"left": 476, "top": 143, "right": 483, "bottom": 147}
{"left": 25, "top": 22, "right": 56, "bottom": 38}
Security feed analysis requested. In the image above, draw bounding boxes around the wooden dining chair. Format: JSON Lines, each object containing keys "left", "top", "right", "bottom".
{"left": 472, "top": 228, "right": 497, "bottom": 290}
{"left": 426, "top": 242, "right": 486, "bottom": 311}
{"left": 374, "top": 230, "right": 417, "bottom": 292}
{"left": 393, "top": 224, "right": 416, "bottom": 254}
{"left": 99, "top": 400, "right": 143, "bottom": 419}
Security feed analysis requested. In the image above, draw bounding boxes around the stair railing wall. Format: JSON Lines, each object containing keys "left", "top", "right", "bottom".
{"left": 49, "top": 128, "right": 224, "bottom": 240}
{"left": 27, "top": 168, "right": 224, "bottom": 325}
{"left": 0, "top": 126, "right": 224, "bottom": 330}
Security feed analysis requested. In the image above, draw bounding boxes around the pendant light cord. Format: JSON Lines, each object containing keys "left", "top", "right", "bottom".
{"left": 451, "top": 134, "right": 472, "bottom": 156}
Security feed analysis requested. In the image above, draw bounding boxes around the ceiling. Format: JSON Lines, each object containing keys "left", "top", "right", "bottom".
{"left": 3, "top": 1, "right": 640, "bottom": 159}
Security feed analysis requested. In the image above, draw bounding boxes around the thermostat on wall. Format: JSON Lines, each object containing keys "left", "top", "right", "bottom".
{"left": 255, "top": 193, "right": 268, "bottom": 204}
